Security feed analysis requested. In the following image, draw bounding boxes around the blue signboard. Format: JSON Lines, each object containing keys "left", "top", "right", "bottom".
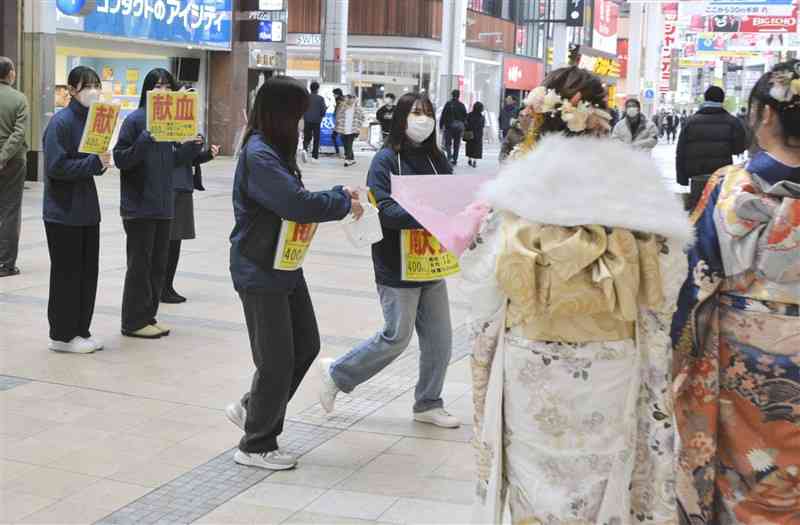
{"left": 57, "top": 0, "right": 233, "bottom": 50}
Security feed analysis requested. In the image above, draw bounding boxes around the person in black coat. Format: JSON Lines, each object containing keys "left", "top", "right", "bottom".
{"left": 113, "top": 68, "right": 204, "bottom": 339}
{"left": 225, "top": 77, "right": 362, "bottom": 471}
{"left": 465, "top": 101, "right": 485, "bottom": 168}
{"left": 301, "top": 81, "right": 326, "bottom": 162}
{"left": 42, "top": 66, "right": 109, "bottom": 354}
{"left": 498, "top": 95, "right": 518, "bottom": 138}
{"left": 676, "top": 86, "right": 747, "bottom": 195}
{"left": 439, "top": 89, "right": 468, "bottom": 165}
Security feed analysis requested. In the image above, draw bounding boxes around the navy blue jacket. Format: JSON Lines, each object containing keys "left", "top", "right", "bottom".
{"left": 367, "top": 146, "right": 452, "bottom": 288}
{"left": 113, "top": 108, "right": 202, "bottom": 219}
{"left": 229, "top": 132, "right": 352, "bottom": 293}
{"left": 174, "top": 148, "right": 214, "bottom": 193}
{"left": 42, "top": 99, "right": 106, "bottom": 226}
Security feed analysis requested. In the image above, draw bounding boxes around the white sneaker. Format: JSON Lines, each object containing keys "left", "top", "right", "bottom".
{"left": 85, "top": 336, "right": 104, "bottom": 351}
{"left": 413, "top": 408, "right": 461, "bottom": 429}
{"left": 234, "top": 449, "right": 297, "bottom": 471}
{"left": 301, "top": 150, "right": 308, "bottom": 163}
{"left": 225, "top": 401, "right": 246, "bottom": 431}
{"left": 317, "top": 358, "right": 339, "bottom": 414}
{"left": 48, "top": 337, "right": 97, "bottom": 354}
{"left": 310, "top": 157, "right": 320, "bottom": 164}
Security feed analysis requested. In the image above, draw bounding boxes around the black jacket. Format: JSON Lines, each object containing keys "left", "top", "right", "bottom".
{"left": 499, "top": 103, "right": 517, "bottom": 131}
{"left": 675, "top": 106, "right": 747, "bottom": 186}
{"left": 465, "top": 112, "right": 485, "bottom": 159}
{"left": 376, "top": 104, "right": 395, "bottom": 135}
{"left": 439, "top": 99, "right": 467, "bottom": 130}
{"left": 303, "top": 93, "right": 327, "bottom": 125}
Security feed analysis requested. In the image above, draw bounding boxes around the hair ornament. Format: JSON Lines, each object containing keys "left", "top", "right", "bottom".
{"left": 524, "top": 86, "right": 611, "bottom": 133}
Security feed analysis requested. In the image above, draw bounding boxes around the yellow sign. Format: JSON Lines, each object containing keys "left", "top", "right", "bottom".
{"left": 273, "top": 221, "right": 319, "bottom": 271}
{"left": 400, "top": 229, "right": 461, "bottom": 282}
{"left": 578, "top": 54, "right": 621, "bottom": 78}
{"left": 78, "top": 102, "right": 121, "bottom": 155}
{"left": 146, "top": 91, "right": 199, "bottom": 142}
{"left": 126, "top": 68, "right": 139, "bottom": 83}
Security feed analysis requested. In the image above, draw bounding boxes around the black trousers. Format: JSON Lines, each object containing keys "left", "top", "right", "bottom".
{"left": 238, "top": 278, "right": 320, "bottom": 453}
{"left": 342, "top": 134, "right": 356, "bottom": 161}
{"left": 164, "top": 240, "right": 181, "bottom": 293}
{"left": 44, "top": 222, "right": 100, "bottom": 342}
{"left": 121, "top": 218, "right": 171, "bottom": 332}
{"left": 303, "top": 122, "right": 322, "bottom": 159}
{"left": 444, "top": 125, "right": 464, "bottom": 162}
{"left": 331, "top": 130, "right": 340, "bottom": 154}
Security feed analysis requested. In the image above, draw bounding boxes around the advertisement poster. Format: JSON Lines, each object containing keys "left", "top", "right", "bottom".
{"left": 146, "top": 91, "right": 198, "bottom": 143}
{"left": 400, "top": 230, "right": 461, "bottom": 282}
{"left": 273, "top": 222, "right": 318, "bottom": 272}
{"left": 79, "top": 102, "right": 121, "bottom": 155}
{"left": 592, "top": 0, "right": 619, "bottom": 55}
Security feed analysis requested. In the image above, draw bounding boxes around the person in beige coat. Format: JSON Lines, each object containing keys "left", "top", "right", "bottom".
{"left": 334, "top": 95, "right": 364, "bottom": 167}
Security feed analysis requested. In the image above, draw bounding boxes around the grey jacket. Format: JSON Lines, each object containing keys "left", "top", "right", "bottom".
{"left": 611, "top": 117, "right": 658, "bottom": 152}
{"left": 0, "top": 83, "right": 29, "bottom": 166}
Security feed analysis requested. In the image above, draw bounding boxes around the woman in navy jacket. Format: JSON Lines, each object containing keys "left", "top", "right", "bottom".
{"left": 113, "top": 69, "right": 203, "bottom": 339}
{"left": 42, "top": 66, "right": 109, "bottom": 354}
{"left": 225, "top": 77, "right": 362, "bottom": 471}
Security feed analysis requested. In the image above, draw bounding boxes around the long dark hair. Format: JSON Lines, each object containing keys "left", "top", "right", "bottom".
{"left": 139, "top": 68, "right": 178, "bottom": 108}
{"left": 471, "top": 101, "right": 484, "bottom": 115}
{"left": 748, "top": 60, "right": 800, "bottom": 148}
{"left": 242, "top": 76, "right": 309, "bottom": 178}
{"left": 539, "top": 66, "right": 607, "bottom": 136}
{"left": 384, "top": 93, "right": 447, "bottom": 165}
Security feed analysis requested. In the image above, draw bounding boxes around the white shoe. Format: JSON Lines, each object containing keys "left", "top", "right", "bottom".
{"left": 152, "top": 322, "right": 171, "bottom": 336}
{"left": 310, "top": 157, "right": 320, "bottom": 164}
{"left": 225, "top": 401, "right": 246, "bottom": 431}
{"left": 301, "top": 150, "right": 308, "bottom": 163}
{"left": 234, "top": 449, "right": 297, "bottom": 471}
{"left": 48, "top": 337, "right": 97, "bottom": 354}
{"left": 317, "top": 358, "right": 339, "bottom": 414}
{"left": 413, "top": 408, "right": 461, "bottom": 429}
{"left": 85, "top": 336, "right": 104, "bottom": 351}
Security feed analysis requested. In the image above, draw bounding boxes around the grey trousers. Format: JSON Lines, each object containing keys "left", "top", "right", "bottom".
{"left": 0, "top": 157, "right": 25, "bottom": 269}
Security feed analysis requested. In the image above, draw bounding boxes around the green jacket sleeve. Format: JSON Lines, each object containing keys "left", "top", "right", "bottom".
{"left": 0, "top": 95, "right": 28, "bottom": 165}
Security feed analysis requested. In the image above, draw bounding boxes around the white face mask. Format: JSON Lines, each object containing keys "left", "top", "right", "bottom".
{"left": 76, "top": 88, "right": 101, "bottom": 108}
{"left": 626, "top": 107, "right": 640, "bottom": 118}
{"left": 405, "top": 115, "right": 435, "bottom": 143}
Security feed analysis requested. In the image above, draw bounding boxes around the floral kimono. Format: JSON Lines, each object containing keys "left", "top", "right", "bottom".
{"left": 673, "top": 152, "right": 800, "bottom": 523}
{"left": 463, "top": 134, "right": 693, "bottom": 524}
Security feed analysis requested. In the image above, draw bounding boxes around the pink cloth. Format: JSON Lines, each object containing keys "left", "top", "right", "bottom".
{"left": 390, "top": 175, "right": 494, "bottom": 256}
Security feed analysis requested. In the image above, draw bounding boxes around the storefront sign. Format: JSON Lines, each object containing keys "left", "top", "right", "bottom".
{"left": 705, "top": 0, "right": 794, "bottom": 17}
{"left": 740, "top": 10, "right": 798, "bottom": 32}
{"left": 592, "top": 0, "right": 619, "bottom": 55}
{"left": 79, "top": 102, "right": 121, "bottom": 154}
{"left": 659, "top": 3, "right": 678, "bottom": 93}
{"left": 238, "top": 0, "right": 284, "bottom": 10}
{"left": 239, "top": 19, "right": 284, "bottom": 42}
{"left": 503, "top": 57, "right": 544, "bottom": 90}
{"left": 249, "top": 47, "right": 286, "bottom": 69}
{"left": 56, "top": 0, "right": 232, "bottom": 50}
{"left": 291, "top": 33, "right": 322, "bottom": 47}
{"left": 578, "top": 54, "right": 620, "bottom": 78}
{"left": 616, "top": 38, "right": 628, "bottom": 79}
{"left": 146, "top": 91, "right": 198, "bottom": 142}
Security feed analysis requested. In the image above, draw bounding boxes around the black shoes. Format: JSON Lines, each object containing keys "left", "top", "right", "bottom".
{"left": 0, "top": 266, "right": 20, "bottom": 278}
{"left": 161, "top": 289, "right": 187, "bottom": 304}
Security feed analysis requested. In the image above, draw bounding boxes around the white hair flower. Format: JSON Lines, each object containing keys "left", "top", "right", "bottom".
{"left": 747, "top": 449, "right": 776, "bottom": 473}
{"left": 525, "top": 86, "right": 547, "bottom": 112}
{"left": 542, "top": 89, "right": 562, "bottom": 113}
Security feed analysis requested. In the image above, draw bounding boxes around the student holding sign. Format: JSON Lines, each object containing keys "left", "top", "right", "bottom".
{"left": 113, "top": 68, "right": 203, "bottom": 339}
{"left": 41, "top": 66, "right": 112, "bottom": 354}
{"left": 225, "top": 77, "right": 362, "bottom": 471}
{"left": 317, "top": 93, "right": 461, "bottom": 429}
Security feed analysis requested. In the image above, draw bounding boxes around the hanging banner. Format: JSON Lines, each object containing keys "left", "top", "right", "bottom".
{"left": 592, "top": 0, "right": 619, "bottom": 55}
{"left": 79, "top": 102, "right": 121, "bottom": 155}
{"left": 146, "top": 91, "right": 199, "bottom": 142}
{"left": 659, "top": 3, "right": 679, "bottom": 93}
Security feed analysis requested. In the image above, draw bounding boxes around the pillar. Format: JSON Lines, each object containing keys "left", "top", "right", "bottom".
{"left": 0, "top": 1, "right": 21, "bottom": 64}
{"left": 320, "top": 0, "right": 348, "bottom": 84}
{"left": 551, "top": 0, "right": 569, "bottom": 71}
{"left": 626, "top": 1, "right": 644, "bottom": 100}
{"left": 439, "top": 0, "right": 466, "bottom": 108}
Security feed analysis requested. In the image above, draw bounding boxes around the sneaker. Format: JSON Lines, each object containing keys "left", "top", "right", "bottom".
{"left": 413, "top": 408, "right": 461, "bottom": 429}
{"left": 122, "top": 325, "right": 163, "bottom": 339}
{"left": 49, "top": 336, "right": 97, "bottom": 354}
{"left": 234, "top": 449, "right": 297, "bottom": 471}
{"left": 161, "top": 290, "right": 187, "bottom": 304}
{"left": 85, "top": 336, "right": 104, "bottom": 351}
{"left": 225, "top": 401, "right": 246, "bottom": 431}
{"left": 301, "top": 150, "right": 308, "bottom": 163}
{"left": 152, "top": 322, "right": 171, "bottom": 337}
{"left": 310, "top": 157, "right": 320, "bottom": 164}
{"left": 0, "top": 266, "right": 20, "bottom": 278}
{"left": 317, "top": 358, "right": 339, "bottom": 414}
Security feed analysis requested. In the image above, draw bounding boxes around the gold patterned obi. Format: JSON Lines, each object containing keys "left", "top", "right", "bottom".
{"left": 495, "top": 215, "right": 665, "bottom": 343}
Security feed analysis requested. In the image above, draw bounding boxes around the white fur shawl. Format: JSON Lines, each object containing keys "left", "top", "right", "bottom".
{"left": 479, "top": 134, "right": 694, "bottom": 245}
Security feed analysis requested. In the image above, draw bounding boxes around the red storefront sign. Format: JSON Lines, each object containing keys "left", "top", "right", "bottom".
{"left": 617, "top": 38, "right": 629, "bottom": 79}
{"left": 503, "top": 57, "right": 544, "bottom": 91}
{"left": 740, "top": 9, "right": 798, "bottom": 32}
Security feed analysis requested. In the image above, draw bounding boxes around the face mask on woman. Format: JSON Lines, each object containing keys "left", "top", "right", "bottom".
{"left": 626, "top": 107, "right": 640, "bottom": 118}
{"left": 76, "top": 88, "right": 101, "bottom": 108}
{"left": 405, "top": 115, "right": 435, "bottom": 143}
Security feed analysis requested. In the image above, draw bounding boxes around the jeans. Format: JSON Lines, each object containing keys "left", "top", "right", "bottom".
{"left": 443, "top": 124, "right": 464, "bottom": 163}
{"left": 238, "top": 278, "right": 320, "bottom": 453}
{"left": 303, "top": 122, "right": 322, "bottom": 159}
{"left": 121, "top": 218, "right": 171, "bottom": 332}
{"left": 330, "top": 281, "right": 452, "bottom": 413}
{"left": 45, "top": 222, "right": 99, "bottom": 342}
{"left": 0, "top": 157, "right": 25, "bottom": 269}
{"left": 342, "top": 133, "right": 356, "bottom": 161}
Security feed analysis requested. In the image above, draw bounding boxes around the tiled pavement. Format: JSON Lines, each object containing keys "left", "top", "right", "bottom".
{"left": 0, "top": 141, "right": 679, "bottom": 525}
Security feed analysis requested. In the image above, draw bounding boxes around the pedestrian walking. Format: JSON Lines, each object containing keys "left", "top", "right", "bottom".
{"left": 376, "top": 93, "right": 396, "bottom": 141}
{"left": 301, "top": 81, "right": 326, "bottom": 163}
{"left": 316, "top": 92, "right": 461, "bottom": 429}
{"left": 465, "top": 101, "right": 485, "bottom": 168}
{"left": 674, "top": 59, "right": 800, "bottom": 524}
{"left": 335, "top": 95, "right": 364, "bottom": 167}
{"left": 331, "top": 88, "right": 344, "bottom": 158}
{"left": 439, "top": 89, "right": 468, "bottom": 166}
{"left": 41, "top": 66, "right": 109, "bottom": 354}
{"left": 498, "top": 95, "right": 518, "bottom": 139}
{"left": 665, "top": 112, "right": 679, "bottom": 143}
{"left": 225, "top": 77, "right": 362, "bottom": 471}
{"left": 113, "top": 68, "right": 204, "bottom": 339}
{"left": 464, "top": 66, "right": 690, "bottom": 524}
{"left": 676, "top": 86, "right": 747, "bottom": 210}
{"left": 0, "top": 56, "right": 28, "bottom": 278}
{"left": 611, "top": 98, "right": 659, "bottom": 152}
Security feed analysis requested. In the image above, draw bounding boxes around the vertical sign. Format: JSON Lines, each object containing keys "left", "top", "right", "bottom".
{"left": 660, "top": 3, "right": 679, "bottom": 93}
{"left": 592, "top": 0, "right": 619, "bottom": 54}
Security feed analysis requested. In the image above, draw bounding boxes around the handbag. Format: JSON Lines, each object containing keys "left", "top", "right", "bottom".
{"left": 237, "top": 151, "right": 282, "bottom": 270}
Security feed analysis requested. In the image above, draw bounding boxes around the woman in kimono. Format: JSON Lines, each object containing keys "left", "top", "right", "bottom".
{"left": 673, "top": 61, "right": 800, "bottom": 523}
{"left": 462, "top": 66, "right": 693, "bottom": 524}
